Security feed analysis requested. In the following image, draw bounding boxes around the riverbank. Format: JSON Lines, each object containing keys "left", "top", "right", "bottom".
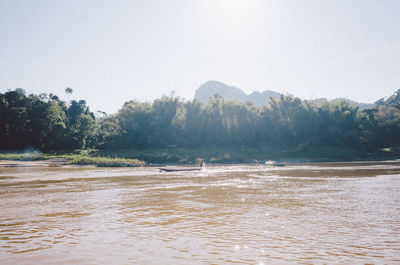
{"left": 0, "top": 159, "right": 68, "bottom": 168}
{"left": 1, "top": 145, "right": 398, "bottom": 167}
{"left": 94, "top": 146, "right": 400, "bottom": 164}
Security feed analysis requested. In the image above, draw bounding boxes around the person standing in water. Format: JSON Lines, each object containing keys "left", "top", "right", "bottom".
{"left": 200, "top": 160, "right": 204, "bottom": 168}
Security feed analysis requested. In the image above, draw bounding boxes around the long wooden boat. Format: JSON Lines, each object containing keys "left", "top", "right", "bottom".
{"left": 159, "top": 167, "right": 202, "bottom": 172}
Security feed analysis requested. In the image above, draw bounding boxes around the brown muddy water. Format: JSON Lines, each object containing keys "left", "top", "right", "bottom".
{"left": 1, "top": 161, "right": 400, "bottom": 264}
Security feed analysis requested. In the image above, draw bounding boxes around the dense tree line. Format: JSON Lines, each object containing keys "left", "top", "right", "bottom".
{"left": 0, "top": 88, "right": 95, "bottom": 151}
{"left": 1, "top": 88, "right": 400, "bottom": 153}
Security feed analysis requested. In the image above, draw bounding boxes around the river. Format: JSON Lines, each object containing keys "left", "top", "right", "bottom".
{"left": 1, "top": 161, "right": 400, "bottom": 264}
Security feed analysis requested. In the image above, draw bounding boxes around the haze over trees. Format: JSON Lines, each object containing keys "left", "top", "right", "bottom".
{"left": 1, "top": 86, "right": 399, "bottom": 158}
{"left": 195, "top": 80, "right": 374, "bottom": 109}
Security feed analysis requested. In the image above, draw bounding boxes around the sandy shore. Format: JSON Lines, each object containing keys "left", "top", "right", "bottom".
{"left": 0, "top": 158, "right": 68, "bottom": 167}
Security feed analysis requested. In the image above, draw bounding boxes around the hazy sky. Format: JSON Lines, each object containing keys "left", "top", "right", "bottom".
{"left": 1, "top": 0, "right": 399, "bottom": 114}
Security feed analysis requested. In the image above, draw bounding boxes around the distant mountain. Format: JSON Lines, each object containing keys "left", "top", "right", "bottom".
{"left": 194, "top": 81, "right": 281, "bottom": 105}
{"left": 194, "top": 80, "right": 373, "bottom": 109}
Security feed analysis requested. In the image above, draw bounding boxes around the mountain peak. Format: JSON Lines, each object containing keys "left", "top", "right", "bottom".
{"left": 194, "top": 80, "right": 281, "bottom": 105}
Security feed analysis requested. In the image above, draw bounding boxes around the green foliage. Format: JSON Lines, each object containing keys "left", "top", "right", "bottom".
{"left": 0, "top": 89, "right": 95, "bottom": 151}
{"left": 359, "top": 89, "right": 400, "bottom": 149}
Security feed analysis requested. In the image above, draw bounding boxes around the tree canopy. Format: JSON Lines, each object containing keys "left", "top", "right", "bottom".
{"left": 1, "top": 88, "right": 400, "bottom": 155}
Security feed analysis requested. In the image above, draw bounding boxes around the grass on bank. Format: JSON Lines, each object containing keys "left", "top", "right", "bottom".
{"left": 57, "top": 154, "right": 144, "bottom": 167}
{"left": 0, "top": 151, "right": 44, "bottom": 161}
{"left": 0, "top": 150, "right": 145, "bottom": 167}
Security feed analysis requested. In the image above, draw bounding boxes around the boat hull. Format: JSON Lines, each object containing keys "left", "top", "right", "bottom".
{"left": 159, "top": 167, "right": 201, "bottom": 172}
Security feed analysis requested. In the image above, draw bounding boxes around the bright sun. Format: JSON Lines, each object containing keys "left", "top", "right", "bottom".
{"left": 216, "top": 0, "right": 260, "bottom": 27}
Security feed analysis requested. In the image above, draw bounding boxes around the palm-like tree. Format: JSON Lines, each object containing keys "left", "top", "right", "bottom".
{"left": 65, "top": 87, "right": 73, "bottom": 106}
{"left": 65, "top": 87, "right": 73, "bottom": 130}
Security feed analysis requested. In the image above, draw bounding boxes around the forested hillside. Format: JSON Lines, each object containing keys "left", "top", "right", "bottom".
{"left": 1, "top": 88, "right": 400, "bottom": 157}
